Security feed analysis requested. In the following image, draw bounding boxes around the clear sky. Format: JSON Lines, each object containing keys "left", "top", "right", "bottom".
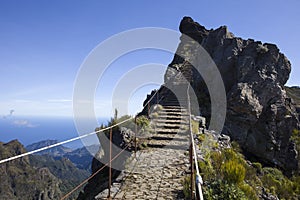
{"left": 0, "top": 0, "right": 299, "bottom": 117}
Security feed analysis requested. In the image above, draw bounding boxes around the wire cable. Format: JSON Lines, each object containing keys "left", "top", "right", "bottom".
{"left": 60, "top": 143, "right": 130, "bottom": 200}
{"left": 0, "top": 117, "right": 133, "bottom": 164}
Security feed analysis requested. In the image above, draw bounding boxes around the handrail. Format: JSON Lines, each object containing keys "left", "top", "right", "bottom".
{"left": 187, "top": 84, "right": 204, "bottom": 200}
{"left": 0, "top": 117, "right": 133, "bottom": 164}
{"left": 0, "top": 86, "right": 162, "bottom": 165}
{"left": 60, "top": 141, "right": 131, "bottom": 200}
{"left": 0, "top": 86, "right": 161, "bottom": 200}
{"left": 0, "top": 69, "right": 205, "bottom": 199}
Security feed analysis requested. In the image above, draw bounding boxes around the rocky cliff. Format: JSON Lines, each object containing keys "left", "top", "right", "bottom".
{"left": 145, "top": 16, "right": 299, "bottom": 173}
{"left": 77, "top": 119, "right": 135, "bottom": 200}
{"left": 0, "top": 140, "right": 62, "bottom": 200}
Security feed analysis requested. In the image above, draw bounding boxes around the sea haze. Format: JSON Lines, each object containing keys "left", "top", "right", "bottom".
{"left": 0, "top": 115, "right": 109, "bottom": 149}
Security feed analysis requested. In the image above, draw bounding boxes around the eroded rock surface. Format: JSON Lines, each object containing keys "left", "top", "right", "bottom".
{"left": 144, "top": 16, "right": 299, "bottom": 173}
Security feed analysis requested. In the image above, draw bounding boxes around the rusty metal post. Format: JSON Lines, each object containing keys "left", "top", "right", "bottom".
{"left": 107, "top": 128, "right": 112, "bottom": 200}
{"left": 147, "top": 103, "right": 150, "bottom": 116}
{"left": 134, "top": 117, "right": 137, "bottom": 158}
{"left": 190, "top": 144, "right": 194, "bottom": 200}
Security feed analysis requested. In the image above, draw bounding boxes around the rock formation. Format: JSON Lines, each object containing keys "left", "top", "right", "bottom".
{"left": 77, "top": 124, "right": 135, "bottom": 200}
{"left": 79, "top": 17, "right": 300, "bottom": 199}
{"left": 145, "top": 16, "right": 299, "bottom": 173}
{"left": 0, "top": 140, "right": 62, "bottom": 199}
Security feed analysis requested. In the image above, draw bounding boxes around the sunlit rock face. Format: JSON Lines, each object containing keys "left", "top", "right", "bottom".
{"left": 164, "top": 16, "right": 299, "bottom": 173}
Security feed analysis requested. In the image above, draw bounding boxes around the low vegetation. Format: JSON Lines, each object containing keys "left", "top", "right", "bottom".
{"left": 96, "top": 109, "right": 152, "bottom": 135}
{"left": 183, "top": 133, "right": 300, "bottom": 199}
{"left": 191, "top": 119, "right": 199, "bottom": 134}
{"left": 291, "top": 129, "right": 300, "bottom": 172}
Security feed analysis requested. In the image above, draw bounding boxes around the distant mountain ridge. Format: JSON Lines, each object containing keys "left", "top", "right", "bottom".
{"left": 286, "top": 86, "right": 300, "bottom": 120}
{"left": 26, "top": 139, "right": 73, "bottom": 157}
{"left": 26, "top": 139, "right": 98, "bottom": 171}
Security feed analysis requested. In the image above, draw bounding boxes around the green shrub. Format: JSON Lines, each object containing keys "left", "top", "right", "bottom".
{"left": 210, "top": 151, "right": 223, "bottom": 175}
{"left": 252, "top": 162, "right": 262, "bottom": 174}
{"left": 182, "top": 176, "right": 192, "bottom": 199}
{"left": 198, "top": 159, "right": 215, "bottom": 181}
{"left": 240, "top": 183, "right": 258, "bottom": 200}
{"left": 197, "top": 129, "right": 300, "bottom": 199}
{"left": 155, "top": 104, "right": 164, "bottom": 111}
{"left": 291, "top": 129, "right": 300, "bottom": 174}
{"left": 292, "top": 176, "right": 300, "bottom": 194}
{"left": 244, "top": 164, "right": 262, "bottom": 187}
{"left": 191, "top": 119, "right": 199, "bottom": 134}
{"left": 231, "top": 141, "right": 242, "bottom": 153}
{"left": 262, "top": 167, "right": 298, "bottom": 199}
{"left": 198, "top": 134, "right": 205, "bottom": 143}
{"left": 222, "top": 160, "right": 246, "bottom": 184}
{"left": 203, "top": 179, "right": 247, "bottom": 200}
{"left": 149, "top": 112, "right": 159, "bottom": 119}
{"left": 135, "top": 115, "right": 150, "bottom": 128}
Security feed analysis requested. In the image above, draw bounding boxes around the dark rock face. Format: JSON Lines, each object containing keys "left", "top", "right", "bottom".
{"left": 77, "top": 126, "right": 134, "bottom": 200}
{"left": 164, "top": 16, "right": 299, "bottom": 173}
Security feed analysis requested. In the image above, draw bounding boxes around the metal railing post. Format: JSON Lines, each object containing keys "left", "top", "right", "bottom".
{"left": 134, "top": 117, "right": 137, "bottom": 158}
{"left": 107, "top": 128, "right": 112, "bottom": 200}
{"left": 187, "top": 84, "right": 204, "bottom": 200}
{"left": 190, "top": 143, "right": 194, "bottom": 199}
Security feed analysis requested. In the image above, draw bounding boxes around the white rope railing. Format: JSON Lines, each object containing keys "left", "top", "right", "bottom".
{"left": 0, "top": 86, "right": 162, "bottom": 165}
{"left": 0, "top": 117, "right": 133, "bottom": 164}
{"left": 187, "top": 84, "right": 204, "bottom": 200}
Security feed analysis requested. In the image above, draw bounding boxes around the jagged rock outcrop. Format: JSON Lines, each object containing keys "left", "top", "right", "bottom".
{"left": 0, "top": 140, "right": 62, "bottom": 200}
{"left": 77, "top": 125, "right": 134, "bottom": 200}
{"left": 145, "top": 16, "right": 299, "bottom": 173}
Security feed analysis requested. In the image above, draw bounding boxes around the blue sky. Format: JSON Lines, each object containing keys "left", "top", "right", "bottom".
{"left": 0, "top": 0, "right": 299, "bottom": 117}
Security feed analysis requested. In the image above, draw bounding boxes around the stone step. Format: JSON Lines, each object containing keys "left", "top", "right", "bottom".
{"left": 155, "top": 128, "right": 187, "bottom": 134}
{"left": 146, "top": 143, "right": 188, "bottom": 150}
{"left": 160, "top": 108, "right": 187, "bottom": 112}
{"left": 153, "top": 119, "right": 189, "bottom": 125}
{"left": 163, "top": 99, "right": 187, "bottom": 102}
{"left": 162, "top": 105, "right": 185, "bottom": 109}
{"left": 162, "top": 102, "right": 188, "bottom": 106}
{"left": 157, "top": 111, "right": 189, "bottom": 116}
{"left": 158, "top": 114, "right": 188, "bottom": 118}
{"left": 157, "top": 125, "right": 185, "bottom": 130}
{"left": 150, "top": 135, "right": 188, "bottom": 142}
{"left": 154, "top": 123, "right": 187, "bottom": 128}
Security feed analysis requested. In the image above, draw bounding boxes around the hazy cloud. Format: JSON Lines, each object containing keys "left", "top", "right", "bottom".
{"left": 12, "top": 119, "right": 38, "bottom": 128}
{"left": 48, "top": 99, "right": 72, "bottom": 103}
{"left": 14, "top": 99, "right": 35, "bottom": 103}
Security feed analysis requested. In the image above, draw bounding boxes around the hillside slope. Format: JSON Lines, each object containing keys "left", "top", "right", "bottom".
{"left": 286, "top": 86, "right": 300, "bottom": 120}
{"left": 0, "top": 140, "right": 62, "bottom": 200}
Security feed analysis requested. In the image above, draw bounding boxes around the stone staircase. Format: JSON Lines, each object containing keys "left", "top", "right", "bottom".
{"left": 95, "top": 105, "right": 191, "bottom": 200}
{"left": 160, "top": 86, "right": 189, "bottom": 107}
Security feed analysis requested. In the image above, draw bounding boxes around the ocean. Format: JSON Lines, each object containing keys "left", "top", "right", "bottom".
{"left": 0, "top": 116, "right": 109, "bottom": 149}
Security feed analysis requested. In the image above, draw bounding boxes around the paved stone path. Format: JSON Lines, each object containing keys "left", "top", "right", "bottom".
{"left": 95, "top": 106, "right": 191, "bottom": 200}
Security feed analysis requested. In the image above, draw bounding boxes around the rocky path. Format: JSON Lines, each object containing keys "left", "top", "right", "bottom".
{"left": 96, "top": 106, "right": 191, "bottom": 200}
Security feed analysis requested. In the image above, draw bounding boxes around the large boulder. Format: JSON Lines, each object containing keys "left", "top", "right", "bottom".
{"left": 164, "top": 16, "right": 299, "bottom": 173}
